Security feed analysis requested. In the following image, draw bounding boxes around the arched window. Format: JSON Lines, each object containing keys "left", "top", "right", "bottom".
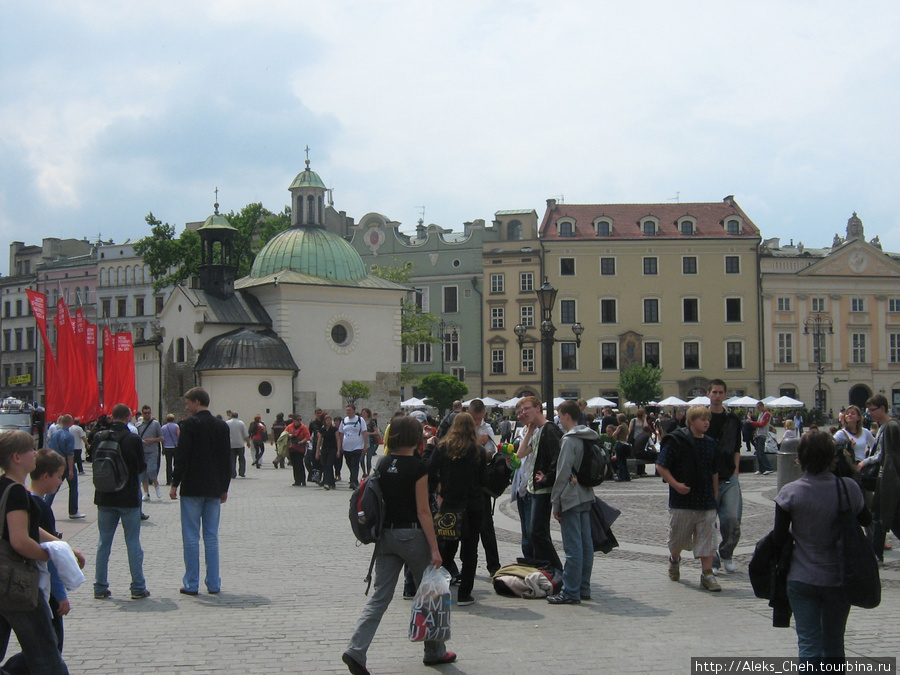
{"left": 558, "top": 221, "right": 575, "bottom": 237}
{"left": 642, "top": 220, "right": 657, "bottom": 236}
{"left": 143, "top": 265, "right": 150, "bottom": 283}
{"left": 726, "top": 219, "right": 742, "bottom": 235}
{"left": 596, "top": 220, "right": 611, "bottom": 236}
{"left": 507, "top": 220, "right": 522, "bottom": 241}
{"left": 307, "top": 195, "right": 315, "bottom": 225}
{"left": 679, "top": 220, "right": 695, "bottom": 235}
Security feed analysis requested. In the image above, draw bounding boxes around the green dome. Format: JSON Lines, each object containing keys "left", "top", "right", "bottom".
{"left": 249, "top": 226, "right": 368, "bottom": 281}
{"left": 199, "top": 213, "right": 236, "bottom": 231}
{"left": 289, "top": 167, "right": 326, "bottom": 190}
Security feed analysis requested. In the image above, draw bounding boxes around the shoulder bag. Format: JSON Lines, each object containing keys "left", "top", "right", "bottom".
{"left": 834, "top": 477, "right": 881, "bottom": 609}
{"left": 0, "top": 484, "right": 41, "bottom": 613}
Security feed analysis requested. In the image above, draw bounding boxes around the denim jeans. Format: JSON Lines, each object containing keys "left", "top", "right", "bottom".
{"left": 714, "top": 476, "right": 743, "bottom": 566}
{"left": 529, "top": 492, "right": 562, "bottom": 570}
{"left": 180, "top": 496, "right": 222, "bottom": 593}
{"left": 0, "top": 595, "right": 68, "bottom": 674}
{"left": 94, "top": 506, "right": 146, "bottom": 594}
{"left": 787, "top": 580, "right": 850, "bottom": 658}
{"left": 364, "top": 440, "right": 379, "bottom": 474}
{"left": 44, "top": 472, "right": 79, "bottom": 516}
{"left": 754, "top": 436, "right": 773, "bottom": 472}
{"left": 346, "top": 528, "right": 447, "bottom": 668}
{"left": 344, "top": 450, "right": 362, "bottom": 487}
{"left": 559, "top": 504, "right": 593, "bottom": 599}
{"left": 231, "top": 447, "right": 246, "bottom": 478}
{"left": 516, "top": 492, "right": 534, "bottom": 559}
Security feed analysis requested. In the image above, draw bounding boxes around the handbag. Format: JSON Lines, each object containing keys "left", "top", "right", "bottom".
{"left": 860, "top": 463, "right": 880, "bottom": 492}
{"left": 433, "top": 507, "right": 465, "bottom": 542}
{"left": 0, "top": 484, "right": 41, "bottom": 613}
{"left": 834, "top": 476, "right": 881, "bottom": 609}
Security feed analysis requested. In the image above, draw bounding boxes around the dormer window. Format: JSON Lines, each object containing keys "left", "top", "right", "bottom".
{"left": 642, "top": 220, "right": 658, "bottom": 236}
{"left": 679, "top": 219, "right": 696, "bottom": 235}
{"left": 558, "top": 221, "right": 575, "bottom": 237}
{"left": 507, "top": 219, "right": 523, "bottom": 241}
{"left": 596, "top": 220, "right": 612, "bottom": 237}
{"left": 726, "top": 219, "right": 742, "bottom": 235}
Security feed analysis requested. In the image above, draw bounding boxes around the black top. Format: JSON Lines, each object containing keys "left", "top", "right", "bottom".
{"left": 380, "top": 454, "right": 428, "bottom": 527}
{"left": 0, "top": 476, "right": 41, "bottom": 544}
{"left": 319, "top": 425, "right": 338, "bottom": 451}
{"left": 657, "top": 427, "right": 718, "bottom": 510}
{"left": 94, "top": 422, "right": 146, "bottom": 509}
{"left": 173, "top": 410, "right": 232, "bottom": 498}
{"left": 308, "top": 419, "right": 324, "bottom": 446}
{"left": 428, "top": 441, "right": 484, "bottom": 512}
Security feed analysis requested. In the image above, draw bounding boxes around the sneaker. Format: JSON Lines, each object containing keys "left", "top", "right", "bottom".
{"left": 155, "top": 485, "right": 162, "bottom": 500}
{"left": 457, "top": 596, "right": 475, "bottom": 606}
{"left": 722, "top": 559, "right": 736, "bottom": 573}
{"left": 131, "top": 589, "right": 151, "bottom": 600}
{"left": 69, "top": 513, "right": 86, "bottom": 519}
{"left": 142, "top": 493, "right": 150, "bottom": 502}
{"left": 423, "top": 652, "right": 457, "bottom": 667}
{"left": 763, "top": 470, "right": 775, "bottom": 475}
{"left": 94, "top": 589, "right": 111, "bottom": 599}
{"left": 140, "top": 513, "right": 150, "bottom": 521}
{"left": 668, "top": 556, "right": 680, "bottom": 581}
{"left": 547, "top": 593, "right": 581, "bottom": 605}
{"left": 403, "top": 591, "right": 415, "bottom": 600}
{"left": 753, "top": 471, "right": 763, "bottom": 475}
{"left": 323, "top": 484, "right": 331, "bottom": 491}
{"left": 342, "top": 652, "right": 370, "bottom": 675}
{"left": 701, "top": 572, "right": 722, "bottom": 592}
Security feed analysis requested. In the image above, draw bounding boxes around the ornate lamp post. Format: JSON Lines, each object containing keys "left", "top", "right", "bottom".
{"left": 436, "top": 319, "right": 458, "bottom": 374}
{"left": 803, "top": 314, "right": 834, "bottom": 414}
{"left": 514, "top": 278, "right": 584, "bottom": 419}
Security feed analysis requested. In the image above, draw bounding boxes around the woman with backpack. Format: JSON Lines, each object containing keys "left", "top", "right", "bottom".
{"left": 343, "top": 415, "right": 455, "bottom": 674}
{"left": 248, "top": 415, "right": 268, "bottom": 469}
{"left": 428, "top": 413, "right": 484, "bottom": 607}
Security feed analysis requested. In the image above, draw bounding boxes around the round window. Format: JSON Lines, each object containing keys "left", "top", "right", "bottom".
{"left": 452, "top": 259, "right": 461, "bottom": 268}
{"left": 331, "top": 324, "right": 349, "bottom": 345}
{"left": 258, "top": 381, "right": 273, "bottom": 397}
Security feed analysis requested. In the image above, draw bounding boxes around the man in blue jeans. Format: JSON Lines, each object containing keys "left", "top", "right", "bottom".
{"left": 93, "top": 403, "right": 149, "bottom": 599}
{"left": 706, "top": 379, "right": 743, "bottom": 574}
{"left": 170, "top": 387, "right": 232, "bottom": 595}
{"left": 46, "top": 414, "right": 85, "bottom": 519}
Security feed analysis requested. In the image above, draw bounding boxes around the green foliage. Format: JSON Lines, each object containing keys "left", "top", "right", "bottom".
{"left": 370, "top": 258, "right": 414, "bottom": 284}
{"left": 223, "top": 203, "right": 291, "bottom": 277}
{"left": 340, "top": 381, "right": 371, "bottom": 408}
{"left": 417, "top": 373, "right": 468, "bottom": 414}
{"left": 618, "top": 363, "right": 663, "bottom": 407}
{"left": 370, "top": 260, "right": 440, "bottom": 350}
{"left": 134, "top": 212, "right": 201, "bottom": 293}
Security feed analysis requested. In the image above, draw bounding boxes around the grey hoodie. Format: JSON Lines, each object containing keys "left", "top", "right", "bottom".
{"left": 551, "top": 424, "right": 600, "bottom": 514}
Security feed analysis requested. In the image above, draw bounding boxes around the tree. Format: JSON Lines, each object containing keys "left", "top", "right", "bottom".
{"left": 417, "top": 373, "right": 468, "bottom": 415}
{"left": 340, "top": 381, "right": 370, "bottom": 408}
{"left": 223, "top": 203, "right": 291, "bottom": 278}
{"left": 619, "top": 363, "right": 663, "bottom": 408}
{"left": 134, "top": 212, "right": 201, "bottom": 292}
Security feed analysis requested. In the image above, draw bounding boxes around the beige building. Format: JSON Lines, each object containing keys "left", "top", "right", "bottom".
{"left": 761, "top": 213, "right": 900, "bottom": 414}
{"left": 533, "top": 197, "right": 763, "bottom": 403}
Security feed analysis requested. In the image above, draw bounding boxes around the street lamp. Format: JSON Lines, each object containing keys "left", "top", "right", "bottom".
{"left": 436, "top": 319, "right": 459, "bottom": 374}
{"left": 803, "top": 314, "right": 834, "bottom": 414}
{"left": 514, "top": 278, "right": 584, "bottom": 419}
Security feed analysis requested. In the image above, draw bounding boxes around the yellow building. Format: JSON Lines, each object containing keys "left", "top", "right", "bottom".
{"left": 761, "top": 213, "right": 900, "bottom": 413}
{"left": 532, "top": 197, "right": 763, "bottom": 403}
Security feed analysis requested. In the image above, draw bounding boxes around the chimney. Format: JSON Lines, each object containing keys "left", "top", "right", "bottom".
{"left": 546, "top": 198, "right": 557, "bottom": 212}
{"left": 723, "top": 195, "right": 736, "bottom": 207}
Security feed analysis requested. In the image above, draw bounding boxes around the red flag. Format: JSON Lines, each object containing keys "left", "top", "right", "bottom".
{"left": 115, "top": 332, "right": 138, "bottom": 413}
{"left": 26, "top": 290, "right": 61, "bottom": 420}
{"left": 75, "top": 309, "right": 101, "bottom": 421}
{"left": 54, "top": 300, "right": 80, "bottom": 418}
{"left": 102, "top": 326, "right": 118, "bottom": 415}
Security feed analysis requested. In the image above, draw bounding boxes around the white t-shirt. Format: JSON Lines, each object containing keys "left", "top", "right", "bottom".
{"left": 69, "top": 425, "right": 86, "bottom": 451}
{"left": 339, "top": 415, "right": 366, "bottom": 452}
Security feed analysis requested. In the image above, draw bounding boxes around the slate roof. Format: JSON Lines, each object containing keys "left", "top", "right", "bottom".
{"left": 179, "top": 287, "right": 271, "bottom": 326}
{"left": 195, "top": 327, "right": 298, "bottom": 372}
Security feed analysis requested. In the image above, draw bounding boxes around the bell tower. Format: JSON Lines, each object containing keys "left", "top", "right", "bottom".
{"left": 288, "top": 146, "right": 328, "bottom": 228}
{"left": 198, "top": 194, "right": 238, "bottom": 298}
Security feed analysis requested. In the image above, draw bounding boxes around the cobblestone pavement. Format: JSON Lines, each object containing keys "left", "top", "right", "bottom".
{"left": 18, "top": 446, "right": 900, "bottom": 674}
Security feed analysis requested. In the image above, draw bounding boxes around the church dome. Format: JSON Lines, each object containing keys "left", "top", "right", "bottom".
{"left": 195, "top": 327, "right": 298, "bottom": 372}
{"left": 249, "top": 226, "right": 368, "bottom": 281}
{"left": 289, "top": 166, "right": 327, "bottom": 190}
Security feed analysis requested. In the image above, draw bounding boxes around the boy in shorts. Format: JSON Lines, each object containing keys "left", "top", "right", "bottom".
{"left": 656, "top": 405, "right": 721, "bottom": 591}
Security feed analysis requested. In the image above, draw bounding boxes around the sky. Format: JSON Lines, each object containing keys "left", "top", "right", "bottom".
{"left": 2, "top": 1, "right": 899, "bottom": 276}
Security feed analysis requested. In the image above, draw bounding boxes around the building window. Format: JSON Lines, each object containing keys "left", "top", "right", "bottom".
{"left": 15, "top": 299, "right": 22, "bottom": 316}
{"left": 851, "top": 297, "right": 865, "bottom": 312}
{"left": 135, "top": 297, "right": 145, "bottom": 316}
{"left": 600, "top": 257, "right": 615, "bottom": 275}
{"left": 559, "top": 300, "right": 576, "bottom": 324}
{"left": 726, "top": 219, "right": 741, "bottom": 235}
{"left": 851, "top": 333, "right": 867, "bottom": 363}
{"left": 600, "top": 299, "right": 617, "bottom": 324}
{"left": 560, "top": 258, "right": 575, "bottom": 276}
{"left": 443, "top": 286, "right": 458, "bottom": 313}
{"left": 412, "top": 343, "right": 433, "bottom": 364}
{"left": 26, "top": 328, "right": 34, "bottom": 350}
{"left": 2, "top": 302, "right": 9, "bottom": 318}
{"left": 683, "top": 342, "right": 700, "bottom": 369}
{"left": 601, "top": 343, "right": 617, "bottom": 370}
{"left": 682, "top": 257, "right": 697, "bottom": 274}
{"left": 491, "top": 349, "right": 505, "bottom": 374}
{"left": 777, "top": 297, "right": 791, "bottom": 312}
{"left": 507, "top": 220, "right": 522, "bottom": 241}
{"left": 14, "top": 329, "right": 22, "bottom": 351}
{"left": 812, "top": 297, "right": 826, "bottom": 313}
{"left": 643, "top": 257, "right": 658, "bottom": 275}
{"left": 725, "top": 298, "right": 742, "bottom": 322}
{"left": 520, "top": 305, "right": 534, "bottom": 327}
{"left": 2, "top": 330, "right": 11, "bottom": 352}
{"left": 520, "top": 272, "right": 534, "bottom": 292}
{"left": 117, "top": 298, "right": 127, "bottom": 317}
{"left": 521, "top": 347, "right": 535, "bottom": 373}
{"left": 490, "top": 274, "right": 504, "bottom": 294}
{"left": 680, "top": 220, "right": 695, "bottom": 235}
{"left": 643, "top": 298, "right": 659, "bottom": 323}
{"left": 812, "top": 332, "right": 827, "bottom": 363}
{"left": 683, "top": 298, "right": 699, "bottom": 323}
{"left": 778, "top": 333, "right": 793, "bottom": 364}
{"left": 596, "top": 220, "right": 611, "bottom": 236}
{"left": 491, "top": 307, "right": 505, "bottom": 329}
{"left": 258, "top": 381, "right": 273, "bottom": 397}
{"left": 176, "top": 338, "right": 186, "bottom": 363}
{"left": 726, "top": 341, "right": 743, "bottom": 369}
{"left": 890, "top": 334, "right": 900, "bottom": 364}
{"left": 644, "top": 342, "right": 660, "bottom": 368}
{"left": 155, "top": 296, "right": 164, "bottom": 314}
{"left": 560, "top": 342, "right": 577, "bottom": 370}
{"left": 725, "top": 256, "right": 740, "bottom": 274}
{"left": 558, "top": 221, "right": 575, "bottom": 237}
{"left": 331, "top": 324, "right": 349, "bottom": 346}
{"left": 102, "top": 299, "right": 111, "bottom": 318}
{"left": 443, "top": 330, "right": 459, "bottom": 363}
{"left": 450, "top": 366, "right": 466, "bottom": 382}
{"left": 642, "top": 220, "right": 657, "bottom": 236}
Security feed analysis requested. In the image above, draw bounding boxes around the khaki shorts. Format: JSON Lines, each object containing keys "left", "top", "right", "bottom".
{"left": 667, "top": 508, "right": 719, "bottom": 557}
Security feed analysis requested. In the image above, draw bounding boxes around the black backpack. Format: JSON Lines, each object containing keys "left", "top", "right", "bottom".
{"left": 574, "top": 439, "right": 608, "bottom": 488}
{"left": 349, "top": 458, "right": 388, "bottom": 594}
{"left": 482, "top": 452, "right": 513, "bottom": 498}
{"left": 92, "top": 429, "right": 130, "bottom": 493}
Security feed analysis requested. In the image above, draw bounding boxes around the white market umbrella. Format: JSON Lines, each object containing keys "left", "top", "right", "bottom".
{"left": 657, "top": 395, "right": 689, "bottom": 407}
{"left": 462, "top": 396, "right": 502, "bottom": 407}
{"left": 400, "top": 397, "right": 427, "bottom": 408}
{"left": 499, "top": 396, "right": 523, "bottom": 408}
{"left": 686, "top": 396, "right": 710, "bottom": 406}
{"left": 761, "top": 396, "right": 778, "bottom": 405}
{"left": 586, "top": 396, "right": 616, "bottom": 408}
{"left": 727, "top": 395, "right": 759, "bottom": 408}
{"left": 553, "top": 397, "right": 568, "bottom": 408}
{"left": 770, "top": 395, "right": 804, "bottom": 408}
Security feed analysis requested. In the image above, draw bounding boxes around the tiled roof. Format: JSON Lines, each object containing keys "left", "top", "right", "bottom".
{"left": 539, "top": 199, "right": 759, "bottom": 240}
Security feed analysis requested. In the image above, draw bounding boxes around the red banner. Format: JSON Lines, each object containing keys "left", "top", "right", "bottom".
{"left": 75, "top": 309, "right": 101, "bottom": 421}
{"left": 102, "top": 326, "right": 117, "bottom": 415}
{"left": 115, "top": 332, "right": 138, "bottom": 413}
{"left": 26, "top": 290, "right": 60, "bottom": 420}
{"left": 54, "top": 299, "right": 80, "bottom": 420}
